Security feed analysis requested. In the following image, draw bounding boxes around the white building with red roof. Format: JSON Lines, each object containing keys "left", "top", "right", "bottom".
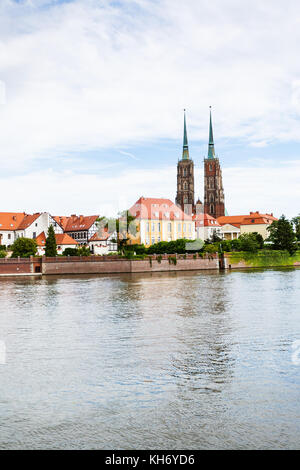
{"left": 36, "top": 232, "right": 78, "bottom": 255}
{"left": 0, "top": 212, "right": 63, "bottom": 247}
{"left": 89, "top": 231, "right": 118, "bottom": 255}
{"left": 54, "top": 214, "right": 99, "bottom": 245}
{"left": 129, "top": 197, "right": 196, "bottom": 246}
{"left": 193, "top": 213, "right": 222, "bottom": 241}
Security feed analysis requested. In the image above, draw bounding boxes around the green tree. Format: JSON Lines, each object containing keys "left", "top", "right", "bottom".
{"left": 267, "top": 215, "right": 297, "bottom": 254}
{"left": 45, "top": 225, "right": 57, "bottom": 257}
{"left": 238, "top": 233, "right": 260, "bottom": 253}
{"left": 11, "top": 237, "right": 37, "bottom": 258}
{"left": 292, "top": 215, "right": 300, "bottom": 241}
{"left": 101, "top": 211, "right": 137, "bottom": 253}
{"left": 78, "top": 246, "right": 90, "bottom": 256}
{"left": 62, "top": 247, "right": 78, "bottom": 256}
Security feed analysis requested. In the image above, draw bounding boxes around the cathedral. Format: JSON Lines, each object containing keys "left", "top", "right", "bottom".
{"left": 176, "top": 108, "right": 225, "bottom": 219}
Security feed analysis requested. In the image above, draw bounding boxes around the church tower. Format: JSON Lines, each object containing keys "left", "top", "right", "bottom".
{"left": 204, "top": 107, "right": 225, "bottom": 219}
{"left": 175, "top": 110, "right": 194, "bottom": 214}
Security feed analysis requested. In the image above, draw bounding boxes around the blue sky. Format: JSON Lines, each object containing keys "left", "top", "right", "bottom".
{"left": 0, "top": 0, "right": 299, "bottom": 217}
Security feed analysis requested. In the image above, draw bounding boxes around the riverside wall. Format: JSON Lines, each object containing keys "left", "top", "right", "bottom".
{"left": 41, "top": 254, "right": 219, "bottom": 275}
{"left": 0, "top": 254, "right": 219, "bottom": 276}
{"left": 1, "top": 252, "right": 299, "bottom": 277}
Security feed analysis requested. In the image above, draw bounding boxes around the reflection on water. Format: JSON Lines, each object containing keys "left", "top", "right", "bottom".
{"left": 0, "top": 269, "right": 299, "bottom": 449}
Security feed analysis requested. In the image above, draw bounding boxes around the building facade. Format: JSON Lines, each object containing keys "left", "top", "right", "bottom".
{"left": 0, "top": 212, "right": 63, "bottom": 247}
{"left": 175, "top": 110, "right": 194, "bottom": 215}
{"left": 203, "top": 108, "right": 225, "bottom": 219}
{"left": 129, "top": 197, "right": 195, "bottom": 247}
{"left": 54, "top": 214, "right": 99, "bottom": 245}
{"left": 193, "top": 213, "right": 223, "bottom": 241}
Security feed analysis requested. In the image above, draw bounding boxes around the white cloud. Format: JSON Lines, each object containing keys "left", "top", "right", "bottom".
{"left": 0, "top": 0, "right": 299, "bottom": 216}
{"left": 0, "top": 160, "right": 299, "bottom": 218}
{"left": 1, "top": 0, "right": 300, "bottom": 168}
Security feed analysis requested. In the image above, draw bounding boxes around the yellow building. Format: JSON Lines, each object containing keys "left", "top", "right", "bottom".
{"left": 240, "top": 212, "right": 277, "bottom": 239}
{"left": 128, "top": 197, "right": 196, "bottom": 247}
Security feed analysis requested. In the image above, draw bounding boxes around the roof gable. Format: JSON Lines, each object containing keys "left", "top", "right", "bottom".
{"left": 129, "top": 197, "right": 193, "bottom": 221}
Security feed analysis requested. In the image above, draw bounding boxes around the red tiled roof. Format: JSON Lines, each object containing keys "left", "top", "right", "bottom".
{"left": 129, "top": 197, "right": 193, "bottom": 221}
{"left": 218, "top": 211, "right": 278, "bottom": 228}
{"left": 240, "top": 212, "right": 277, "bottom": 225}
{"left": 89, "top": 231, "right": 110, "bottom": 242}
{"left": 218, "top": 212, "right": 277, "bottom": 228}
{"left": 0, "top": 212, "right": 26, "bottom": 230}
{"left": 17, "top": 213, "right": 41, "bottom": 230}
{"left": 193, "top": 213, "right": 221, "bottom": 227}
{"left": 36, "top": 232, "right": 78, "bottom": 246}
{"left": 54, "top": 215, "right": 99, "bottom": 232}
{"left": 217, "top": 215, "right": 248, "bottom": 228}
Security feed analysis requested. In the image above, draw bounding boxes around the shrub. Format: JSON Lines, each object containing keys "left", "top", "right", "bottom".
{"left": 11, "top": 237, "right": 37, "bottom": 258}
{"left": 62, "top": 248, "right": 78, "bottom": 256}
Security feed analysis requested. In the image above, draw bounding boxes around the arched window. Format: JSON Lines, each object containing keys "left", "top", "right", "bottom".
{"left": 184, "top": 182, "right": 188, "bottom": 190}
{"left": 210, "top": 204, "right": 214, "bottom": 214}
{"left": 209, "top": 194, "right": 214, "bottom": 202}
{"left": 184, "top": 197, "right": 188, "bottom": 204}
{"left": 183, "top": 168, "right": 187, "bottom": 177}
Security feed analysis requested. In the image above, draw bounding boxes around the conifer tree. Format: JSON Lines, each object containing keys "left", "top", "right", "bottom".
{"left": 45, "top": 225, "right": 57, "bottom": 257}
{"left": 267, "top": 215, "right": 297, "bottom": 254}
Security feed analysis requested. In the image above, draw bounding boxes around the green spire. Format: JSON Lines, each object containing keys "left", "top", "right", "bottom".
{"left": 208, "top": 106, "right": 215, "bottom": 159}
{"left": 182, "top": 109, "right": 189, "bottom": 160}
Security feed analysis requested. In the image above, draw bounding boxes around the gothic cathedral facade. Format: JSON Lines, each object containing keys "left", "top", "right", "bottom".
{"left": 203, "top": 108, "right": 225, "bottom": 219}
{"left": 175, "top": 110, "right": 194, "bottom": 215}
{"left": 176, "top": 108, "right": 225, "bottom": 219}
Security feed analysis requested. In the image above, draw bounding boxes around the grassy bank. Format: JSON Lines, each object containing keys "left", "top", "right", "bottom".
{"left": 228, "top": 250, "right": 300, "bottom": 267}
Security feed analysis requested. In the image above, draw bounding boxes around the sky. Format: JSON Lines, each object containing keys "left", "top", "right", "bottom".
{"left": 0, "top": 0, "right": 299, "bottom": 218}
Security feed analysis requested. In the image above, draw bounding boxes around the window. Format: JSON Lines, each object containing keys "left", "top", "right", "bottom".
{"left": 210, "top": 194, "right": 214, "bottom": 202}
{"left": 183, "top": 197, "right": 188, "bottom": 204}
{"left": 154, "top": 211, "right": 159, "bottom": 217}
{"left": 168, "top": 223, "right": 172, "bottom": 232}
{"left": 183, "top": 168, "right": 187, "bottom": 177}
{"left": 33, "top": 232, "right": 36, "bottom": 239}
{"left": 8, "top": 234, "right": 11, "bottom": 240}
{"left": 210, "top": 204, "right": 214, "bottom": 214}
{"left": 164, "top": 212, "right": 170, "bottom": 218}
{"left": 151, "top": 237, "right": 155, "bottom": 245}
{"left": 157, "top": 236, "right": 161, "bottom": 242}
{"left": 188, "top": 224, "right": 191, "bottom": 232}
{"left": 151, "top": 223, "right": 155, "bottom": 231}
{"left": 184, "top": 182, "right": 188, "bottom": 190}
{"left": 146, "top": 223, "right": 150, "bottom": 232}
{"left": 178, "top": 223, "right": 181, "bottom": 231}
{"left": 209, "top": 164, "right": 212, "bottom": 171}
{"left": 183, "top": 223, "right": 186, "bottom": 232}
{"left": 158, "top": 222, "right": 161, "bottom": 231}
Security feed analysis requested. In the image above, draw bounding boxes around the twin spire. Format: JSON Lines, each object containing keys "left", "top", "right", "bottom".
{"left": 181, "top": 107, "right": 216, "bottom": 160}
{"left": 182, "top": 109, "right": 189, "bottom": 160}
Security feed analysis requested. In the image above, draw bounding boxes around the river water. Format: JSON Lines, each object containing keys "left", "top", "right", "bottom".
{"left": 0, "top": 268, "right": 299, "bottom": 449}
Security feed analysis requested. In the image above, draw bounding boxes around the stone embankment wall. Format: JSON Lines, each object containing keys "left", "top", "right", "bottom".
{"left": 0, "top": 254, "right": 219, "bottom": 276}
{"left": 42, "top": 254, "right": 219, "bottom": 275}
